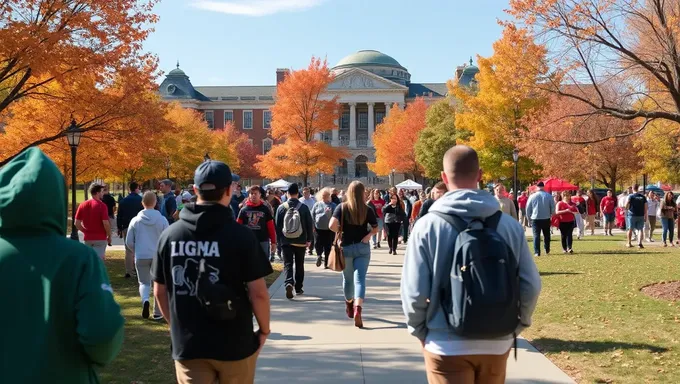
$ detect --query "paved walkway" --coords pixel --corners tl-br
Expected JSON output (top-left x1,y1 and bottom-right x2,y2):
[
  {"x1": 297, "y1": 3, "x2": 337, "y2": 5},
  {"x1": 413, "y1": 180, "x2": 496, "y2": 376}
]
[{"x1": 258, "y1": 244, "x2": 575, "y2": 383}]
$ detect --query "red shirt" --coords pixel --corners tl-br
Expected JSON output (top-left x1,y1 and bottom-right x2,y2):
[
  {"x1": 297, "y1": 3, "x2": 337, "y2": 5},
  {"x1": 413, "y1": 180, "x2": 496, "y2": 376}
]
[
  {"x1": 600, "y1": 196, "x2": 616, "y2": 214},
  {"x1": 586, "y1": 197, "x2": 597, "y2": 215},
  {"x1": 556, "y1": 201, "x2": 577, "y2": 223},
  {"x1": 75, "y1": 199, "x2": 109, "y2": 241},
  {"x1": 371, "y1": 199, "x2": 385, "y2": 219},
  {"x1": 518, "y1": 194, "x2": 528, "y2": 209}
]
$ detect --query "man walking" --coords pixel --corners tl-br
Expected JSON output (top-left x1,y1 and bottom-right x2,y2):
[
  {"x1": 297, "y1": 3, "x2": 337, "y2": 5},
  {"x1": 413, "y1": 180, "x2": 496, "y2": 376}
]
[
  {"x1": 275, "y1": 183, "x2": 313, "y2": 299},
  {"x1": 518, "y1": 191, "x2": 529, "y2": 227},
  {"x1": 626, "y1": 185, "x2": 648, "y2": 248},
  {"x1": 159, "y1": 179, "x2": 177, "y2": 225},
  {"x1": 299, "y1": 187, "x2": 316, "y2": 255},
  {"x1": 126, "y1": 191, "x2": 168, "y2": 320},
  {"x1": 0, "y1": 147, "x2": 124, "y2": 383},
  {"x1": 152, "y1": 160, "x2": 272, "y2": 384},
  {"x1": 75, "y1": 183, "x2": 112, "y2": 260},
  {"x1": 419, "y1": 182, "x2": 447, "y2": 219},
  {"x1": 237, "y1": 185, "x2": 277, "y2": 262},
  {"x1": 526, "y1": 181, "x2": 556, "y2": 256},
  {"x1": 117, "y1": 182, "x2": 144, "y2": 278},
  {"x1": 401, "y1": 145, "x2": 541, "y2": 384}
]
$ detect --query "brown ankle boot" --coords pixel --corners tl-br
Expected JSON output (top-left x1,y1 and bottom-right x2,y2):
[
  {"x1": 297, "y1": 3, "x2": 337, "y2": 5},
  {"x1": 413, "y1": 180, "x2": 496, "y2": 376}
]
[
  {"x1": 345, "y1": 300, "x2": 354, "y2": 319},
  {"x1": 354, "y1": 306, "x2": 363, "y2": 328}
]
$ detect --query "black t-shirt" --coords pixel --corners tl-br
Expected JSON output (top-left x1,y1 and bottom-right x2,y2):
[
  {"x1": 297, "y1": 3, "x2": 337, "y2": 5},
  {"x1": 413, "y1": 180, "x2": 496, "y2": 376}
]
[
  {"x1": 238, "y1": 202, "x2": 274, "y2": 242},
  {"x1": 151, "y1": 203, "x2": 273, "y2": 361},
  {"x1": 102, "y1": 194, "x2": 116, "y2": 217},
  {"x1": 333, "y1": 203, "x2": 378, "y2": 246},
  {"x1": 628, "y1": 193, "x2": 647, "y2": 216}
]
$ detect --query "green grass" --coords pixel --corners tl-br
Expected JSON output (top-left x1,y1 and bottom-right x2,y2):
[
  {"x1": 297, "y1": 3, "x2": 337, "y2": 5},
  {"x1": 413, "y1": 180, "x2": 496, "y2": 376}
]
[
  {"x1": 98, "y1": 251, "x2": 283, "y2": 384},
  {"x1": 524, "y1": 235, "x2": 680, "y2": 383}
]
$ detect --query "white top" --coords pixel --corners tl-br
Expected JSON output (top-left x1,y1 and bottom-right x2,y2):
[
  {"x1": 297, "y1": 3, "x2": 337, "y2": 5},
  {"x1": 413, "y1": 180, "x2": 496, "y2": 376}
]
[
  {"x1": 647, "y1": 198, "x2": 659, "y2": 217},
  {"x1": 425, "y1": 336, "x2": 513, "y2": 356}
]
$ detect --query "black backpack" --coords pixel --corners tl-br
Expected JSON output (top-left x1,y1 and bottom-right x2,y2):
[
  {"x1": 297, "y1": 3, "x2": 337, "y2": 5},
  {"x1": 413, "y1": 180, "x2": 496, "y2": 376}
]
[{"x1": 431, "y1": 211, "x2": 521, "y2": 354}]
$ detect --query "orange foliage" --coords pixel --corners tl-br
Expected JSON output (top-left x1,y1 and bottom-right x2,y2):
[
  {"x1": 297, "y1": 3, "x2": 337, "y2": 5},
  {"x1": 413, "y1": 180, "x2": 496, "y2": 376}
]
[
  {"x1": 370, "y1": 98, "x2": 427, "y2": 178},
  {"x1": 256, "y1": 57, "x2": 346, "y2": 185}
]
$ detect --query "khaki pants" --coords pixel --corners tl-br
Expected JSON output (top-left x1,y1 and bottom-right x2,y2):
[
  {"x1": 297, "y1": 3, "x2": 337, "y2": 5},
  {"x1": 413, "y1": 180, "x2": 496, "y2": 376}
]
[
  {"x1": 84, "y1": 240, "x2": 107, "y2": 260},
  {"x1": 424, "y1": 349, "x2": 510, "y2": 384},
  {"x1": 122, "y1": 228, "x2": 135, "y2": 275},
  {"x1": 175, "y1": 352, "x2": 259, "y2": 384}
]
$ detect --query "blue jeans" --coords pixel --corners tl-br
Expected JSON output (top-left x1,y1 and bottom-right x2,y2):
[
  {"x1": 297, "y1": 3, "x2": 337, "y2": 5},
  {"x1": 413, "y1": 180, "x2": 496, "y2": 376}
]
[
  {"x1": 531, "y1": 219, "x2": 551, "y2": 255},
  {"x1": 661, "y1": 218, "x2": 675, "y2": 243},
  {"x1": 372, "y1": 218, "x2": 384, "y2": 245},
  {"x1": 342, "y1": 242, "x2": 371, "y2": 300}
]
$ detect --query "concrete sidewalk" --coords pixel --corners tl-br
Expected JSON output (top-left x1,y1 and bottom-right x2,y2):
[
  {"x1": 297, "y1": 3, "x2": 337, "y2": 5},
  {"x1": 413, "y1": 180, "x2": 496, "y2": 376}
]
[{"x1": 257, "y1": 245, "x2": 574, "y2": 383}]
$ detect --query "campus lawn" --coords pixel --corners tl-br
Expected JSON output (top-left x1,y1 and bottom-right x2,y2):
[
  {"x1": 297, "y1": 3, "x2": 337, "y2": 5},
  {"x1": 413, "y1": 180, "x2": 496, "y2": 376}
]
[
  {"x1": 524, "y1": 234, "x2": 680, "y2": 384},
  {"x1": 98, "y1": 251, "x2": 283, "y2": 384}
]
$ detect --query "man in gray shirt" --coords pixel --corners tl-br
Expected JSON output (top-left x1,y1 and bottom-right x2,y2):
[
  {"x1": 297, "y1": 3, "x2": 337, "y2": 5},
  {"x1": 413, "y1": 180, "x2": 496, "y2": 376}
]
[{"x1": 526, "y1": 181, "x2": 556, "y2": 256}]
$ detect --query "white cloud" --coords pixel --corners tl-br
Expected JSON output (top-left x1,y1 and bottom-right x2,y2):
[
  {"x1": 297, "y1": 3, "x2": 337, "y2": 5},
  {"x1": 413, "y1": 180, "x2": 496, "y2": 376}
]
[{"x1": 191, "y1": 0, "x2": 326, "y2": 16}]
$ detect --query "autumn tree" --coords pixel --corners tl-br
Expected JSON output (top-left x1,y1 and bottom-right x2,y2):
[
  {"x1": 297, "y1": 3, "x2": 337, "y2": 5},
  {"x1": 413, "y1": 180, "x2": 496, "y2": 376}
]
[
  {"x1": 0, "y1": 0, "x2": 159, "y2": 115},
  {"x1": 522, "y1": 93, "x2": 640, "y2": 189},
  {"x1": 370, "y1": 98, "x2": 428, "y2": 181},
  {"x1": 255, "y1": 57, "x2": 346, "y2": 186},
  {"x1": 636, "y1": 120, "x2": 680, "y2": 184},
  {"x1": 451, "y1": 25, "x2": 547, "y2": 181},
  {"x1": 415, "y1": 99, "x2": 467, "y2": 179},
  {"x1": 508, "y1": 0, "x2": 680, "y2": 140}
]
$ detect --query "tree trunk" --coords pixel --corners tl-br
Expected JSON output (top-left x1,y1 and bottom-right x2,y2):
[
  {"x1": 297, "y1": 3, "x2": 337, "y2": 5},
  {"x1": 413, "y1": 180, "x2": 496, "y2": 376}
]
[{"x1": 303, "y1": 171, "x2": 309, "y2": 187}]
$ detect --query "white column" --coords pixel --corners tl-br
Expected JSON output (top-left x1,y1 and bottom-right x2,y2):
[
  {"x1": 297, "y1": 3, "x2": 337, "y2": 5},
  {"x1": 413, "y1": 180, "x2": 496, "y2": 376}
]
[
  {"x1": 385, "y1": 102, "x2": 392, "y2": 116},
  {"x1": 367, "y1": 102, "x2": 375, "y2": 147},
  {"x1": 332, "y1": 105, "x2": 340, "y2": 146},
  {"x1": 349, "y1": 102, "x2": 357, "y2": 148},
  {"x1": 397, "y1": 102, "x2": 405, "y2": 110}
]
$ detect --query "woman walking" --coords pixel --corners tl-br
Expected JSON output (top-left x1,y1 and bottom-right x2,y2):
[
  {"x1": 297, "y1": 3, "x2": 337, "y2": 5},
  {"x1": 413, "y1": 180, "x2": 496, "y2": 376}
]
[
  {"x1": 660, "y1": 192, "x2": 676, "y2": 247},
  {"x1": 556, "y1": 191, "x2": 578, "y2": 253},
  {"x1": 383, "y1": 193, "x2": 405, "y2": 255},
  {"x1": 586, "y1": 190, "x2": 598, "y2": 235},
  {"x1": 329, "y1": 181, "x2": 378, "y2": 328},
  {"x1": 369, "y1": 189, "x2": 385, "y2": 249},
  {"x1": 646, "y1": 191, "x2": 659, "y2": 242},
  {"x1": 311, "y1": 188, "x2": 337, "y2": 269}
]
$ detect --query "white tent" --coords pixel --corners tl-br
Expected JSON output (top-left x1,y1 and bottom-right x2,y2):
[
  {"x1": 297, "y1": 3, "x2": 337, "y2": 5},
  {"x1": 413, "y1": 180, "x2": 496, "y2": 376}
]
[
  {"x1": 396, "y1": 179, "x2": 422, "y2": 190},
  {"x1": 265, "y1": 179, "x2": 292, "y2": 190}
]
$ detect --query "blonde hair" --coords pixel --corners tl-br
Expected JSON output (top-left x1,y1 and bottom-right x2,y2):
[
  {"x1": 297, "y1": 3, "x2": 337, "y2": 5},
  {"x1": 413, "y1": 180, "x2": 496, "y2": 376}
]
[
  {"x1": 345, "y1": 181, "x2": 367, "y2": 225},
  {"x1": 142, "y1": 191, "x2": 157, "y2": 208},
  {"x1": 315, "y1": 187, "x2": 332, "y2": 202}
]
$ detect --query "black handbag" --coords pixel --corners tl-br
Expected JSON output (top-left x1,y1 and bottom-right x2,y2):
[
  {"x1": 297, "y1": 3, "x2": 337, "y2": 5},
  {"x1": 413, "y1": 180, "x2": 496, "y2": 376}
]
[{"x1": 195, "y1": 258, "x2": 241, "y2": 321}]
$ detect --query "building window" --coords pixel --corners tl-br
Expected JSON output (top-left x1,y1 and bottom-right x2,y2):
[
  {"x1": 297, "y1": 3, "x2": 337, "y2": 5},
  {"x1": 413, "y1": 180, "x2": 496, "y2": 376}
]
[
  {"x1": 224, "y1": 110, "x2": 234, "y2": 125},
  {"x1": 248, "y1": 138, "x2": 254, "y2": 146},
  {"x1": 375, "y1": 112, "x2": 385, "y2": 125},
  {"x1": 341, "y1": 112, "x2": 350, "y2": 129},
  {"x1": 204, "y1": 111, "x2": 214, "y2": 129},
  {"x1": 263, "y1": 110, "x2": 272, "y2": 129},
  {"x1": 243, "y1": 110, "x2": 253, "y2": 129},
  {"x1": 262, "y1": 138, "x2": 273, "y2": 154},
  {"x1": 359, "y1": 112, "x2": 368, "y2": 129}
]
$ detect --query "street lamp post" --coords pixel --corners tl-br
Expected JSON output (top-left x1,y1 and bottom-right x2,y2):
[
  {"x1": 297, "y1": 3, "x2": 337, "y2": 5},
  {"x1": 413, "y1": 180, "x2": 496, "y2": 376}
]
[
  {"x1": 66, "y1": 120, "x2": 83, "y2": 241},
  {"x1": 512, "y1": 148, "x2": 520, "y2": 209},
  {"x1": 164, "y1": 157, "x2": 171, "y2": 179},
  {"x1": 391, "y1": 169, "x2": 396, "y2": 187}
]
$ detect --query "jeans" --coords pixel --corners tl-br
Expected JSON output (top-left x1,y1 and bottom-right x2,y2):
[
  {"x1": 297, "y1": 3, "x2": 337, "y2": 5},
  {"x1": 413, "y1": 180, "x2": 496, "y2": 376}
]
[
  {"x1": 372, "y1": 218, "x2": 384, "y2": 245},
  {"x1": 574, "y1": 213, "x2": 584, "y2": 237},
  {"x1": 282, "y1": 245, "x2": 306, "y2": 291},
  {"x1": 315, "y1": 228, "x2": 334, "y2": 268},
  {"x1": 559, "y1": 221, "x2": 575, "y2": 251},
  {"x1": 662, "y1": 218, "x2": 675, "y2": 243},
  {"x1": 531, "y1": 219, "x2": 551, "y2": 255},
  {"x1": 342, "y1": 242, "x2": 371, "y2": 300},
  {"x1": 519, "y1": 207, "x2": 528, "y2": 227},
  {"x1": 401, "y1": 220, "x2": 409, "y2": 243},
  {"x1": 259, "y1": 242, "x2": 270, "y2": 262},
  {"x1": 135, "y1": 258, "x2": 162, "y2": 317},
  {"x1": 385, "y1": 222, "x2": 401, "y2": 252}
]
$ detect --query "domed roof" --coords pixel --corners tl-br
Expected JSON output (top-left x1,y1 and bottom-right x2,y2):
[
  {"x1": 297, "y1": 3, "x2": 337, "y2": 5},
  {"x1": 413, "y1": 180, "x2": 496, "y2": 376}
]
[
  {"x1": 462, "y1": 57, "x2": 479, "y2": 75},
  {"x1": 168, "y1": 61, "x2": 186, "y2": 76},
  {"x1": 334, "y1": 50, "x2": 406, "y2": 70}
]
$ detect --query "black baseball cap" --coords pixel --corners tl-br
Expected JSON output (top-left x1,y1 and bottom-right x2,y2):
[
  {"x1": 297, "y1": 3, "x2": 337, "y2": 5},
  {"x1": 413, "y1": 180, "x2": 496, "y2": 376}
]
[
  {"x1": 194, "y1": 160, "x2": 233, "y2": 191},
  {"x1": 537, "y1": 181, "x2": 545, "y2": 187}
]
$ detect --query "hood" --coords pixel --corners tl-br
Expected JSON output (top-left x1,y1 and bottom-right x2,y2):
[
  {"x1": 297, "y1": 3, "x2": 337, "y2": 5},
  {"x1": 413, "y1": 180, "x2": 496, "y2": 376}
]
[
  {"x1": 179, "y1": 202, "x2": 232, "y2": 233},
  {"x1": 245, "y1": 200, "x2": 262, "y2": 208},
  {"x1": 429, "y1": 189, "x2": 501, "y2": 219},
  {"x1": 138, "y1": 209, "x2": 166, "y2": 226},
  {"x1": 0, "y1": 147, "x2": 66, "y2": 235}
]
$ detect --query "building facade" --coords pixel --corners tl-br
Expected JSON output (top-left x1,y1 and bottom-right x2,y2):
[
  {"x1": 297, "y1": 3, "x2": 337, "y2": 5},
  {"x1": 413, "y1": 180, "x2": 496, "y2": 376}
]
[{"x1": 159, "y1": 50, "x2": 478, "y2": 187}]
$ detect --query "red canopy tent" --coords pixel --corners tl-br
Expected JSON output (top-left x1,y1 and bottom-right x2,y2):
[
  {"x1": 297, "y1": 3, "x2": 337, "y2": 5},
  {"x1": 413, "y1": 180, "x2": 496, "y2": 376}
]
[
  {"x1": 529, "y1": 178, "x2": 579, "y2": 193},
  {"x1": 661, "y1": 184, "x2": 673, "y2": 191}
]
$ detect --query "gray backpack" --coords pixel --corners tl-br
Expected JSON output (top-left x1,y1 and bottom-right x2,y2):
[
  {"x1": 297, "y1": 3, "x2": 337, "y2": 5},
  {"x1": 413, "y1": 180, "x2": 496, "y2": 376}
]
[{"x1": 282, "y1": 202, "x2": 304, "y2": 239}]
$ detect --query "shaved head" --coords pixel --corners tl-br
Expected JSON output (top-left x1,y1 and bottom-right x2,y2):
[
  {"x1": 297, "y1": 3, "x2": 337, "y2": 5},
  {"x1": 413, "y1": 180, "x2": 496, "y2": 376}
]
[{"x1": 443, "y1": 145, "x2": 480, "y2": 181}]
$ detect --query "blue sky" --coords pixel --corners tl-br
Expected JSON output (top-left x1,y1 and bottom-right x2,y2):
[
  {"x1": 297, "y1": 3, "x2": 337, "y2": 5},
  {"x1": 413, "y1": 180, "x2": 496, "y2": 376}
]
[{"x1": 145, "y1": 0, "x2": 510, "y2": 86}]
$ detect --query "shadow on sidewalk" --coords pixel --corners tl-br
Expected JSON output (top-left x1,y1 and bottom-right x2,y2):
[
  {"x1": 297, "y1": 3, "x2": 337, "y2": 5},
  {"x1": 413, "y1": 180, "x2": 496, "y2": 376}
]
[{"x1": 530, "y1": 338, "x2": 668, "y2": 353}]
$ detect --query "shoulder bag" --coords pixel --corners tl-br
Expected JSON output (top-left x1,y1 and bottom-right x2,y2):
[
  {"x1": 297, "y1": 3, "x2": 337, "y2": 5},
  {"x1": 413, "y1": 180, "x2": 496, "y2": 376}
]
[{"x1": 328, "y1": 205, "x2": 346, "y2": 271}]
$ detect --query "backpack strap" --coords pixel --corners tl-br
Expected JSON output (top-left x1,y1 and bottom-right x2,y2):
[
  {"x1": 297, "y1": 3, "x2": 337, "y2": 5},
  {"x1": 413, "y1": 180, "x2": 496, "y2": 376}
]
[
  {"x1": 430, "y1": 211, "x2": 468, "y2": 233},
  {"x1": 483, "y1": 211, "x2": 503, "y2": 230}
]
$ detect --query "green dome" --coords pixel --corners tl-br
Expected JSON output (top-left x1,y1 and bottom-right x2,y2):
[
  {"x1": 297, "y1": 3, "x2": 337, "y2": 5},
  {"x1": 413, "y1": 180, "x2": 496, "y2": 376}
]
[
  {"x1": 462, "y1": 65, "x2": 479, "y2": 75},
  {"x1": 168, "y1": 68, "x2": 186, "y2": 76},
  {"x1": 334, "y1": 50, "x2": 406, "y2": 70}
]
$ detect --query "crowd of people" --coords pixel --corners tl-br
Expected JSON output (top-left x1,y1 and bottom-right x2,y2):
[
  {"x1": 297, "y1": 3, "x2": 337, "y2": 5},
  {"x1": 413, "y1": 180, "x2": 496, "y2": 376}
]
[{"x1": 4, "y1": 142, "x2": 676, "y2": 384}]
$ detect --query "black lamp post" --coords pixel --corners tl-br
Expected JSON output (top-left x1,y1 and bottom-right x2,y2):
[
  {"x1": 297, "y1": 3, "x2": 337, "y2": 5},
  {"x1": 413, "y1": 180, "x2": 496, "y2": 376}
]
[
  {"x1": 164, "y1": 157, "x2": 171, "y2": 179},
  {"x1": 512, "y1": 148, "x2": 520, "y2": 209},
  {"x1": 66, "y1": 120, "x2": 83, "y2": 241}
]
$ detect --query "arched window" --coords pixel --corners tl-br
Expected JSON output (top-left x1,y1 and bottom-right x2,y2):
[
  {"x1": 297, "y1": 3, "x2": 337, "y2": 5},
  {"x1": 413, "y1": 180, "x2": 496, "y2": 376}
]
[{"x1": 355, "y1": 155, "x2": 368, "y2": 178}]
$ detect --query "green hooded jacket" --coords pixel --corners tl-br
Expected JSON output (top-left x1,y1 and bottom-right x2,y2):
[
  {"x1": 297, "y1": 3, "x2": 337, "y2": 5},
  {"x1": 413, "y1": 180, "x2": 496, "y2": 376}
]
[{"x1": 0, "y1": 148, "x2": 124, "y2": 383}]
